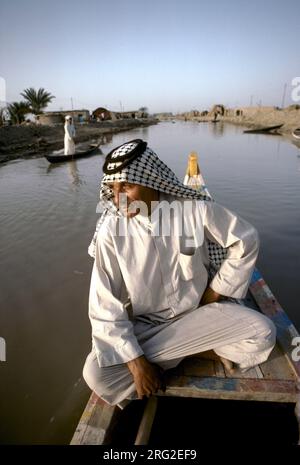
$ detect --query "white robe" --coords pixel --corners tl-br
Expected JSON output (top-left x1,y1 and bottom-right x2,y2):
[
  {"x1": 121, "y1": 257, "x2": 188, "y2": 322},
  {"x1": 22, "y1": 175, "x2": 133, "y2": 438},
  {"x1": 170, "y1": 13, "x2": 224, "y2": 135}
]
[
  {"x1": 64, "y1": 121, "x2": 76, "y2": 155},
  {"x1": 83, "y1": 192, "x2": 276, "y2": 404}
]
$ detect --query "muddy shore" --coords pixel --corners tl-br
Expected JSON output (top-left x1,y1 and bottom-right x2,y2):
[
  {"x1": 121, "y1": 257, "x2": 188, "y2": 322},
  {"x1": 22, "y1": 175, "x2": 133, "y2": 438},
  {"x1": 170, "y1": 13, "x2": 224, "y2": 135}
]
[
  {"x1": 0, "y1": 118, "x2": 158, "y2": 164},
  {"x1": 177, "y1": 107, "x2": 300, "y2": 133},
  {"x1": 222, "y1": 109, "x2": 300, "y2": 149},
  {"x1": 176, "y1": 107, "x2": 300, "y2": 149}
]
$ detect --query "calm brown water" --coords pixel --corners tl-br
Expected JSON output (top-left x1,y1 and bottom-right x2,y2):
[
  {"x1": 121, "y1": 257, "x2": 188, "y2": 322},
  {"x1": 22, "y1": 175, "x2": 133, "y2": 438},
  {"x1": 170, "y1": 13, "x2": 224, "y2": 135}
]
[{"x1": 0, "y1": 121, "x2": 299, "y2": 444}]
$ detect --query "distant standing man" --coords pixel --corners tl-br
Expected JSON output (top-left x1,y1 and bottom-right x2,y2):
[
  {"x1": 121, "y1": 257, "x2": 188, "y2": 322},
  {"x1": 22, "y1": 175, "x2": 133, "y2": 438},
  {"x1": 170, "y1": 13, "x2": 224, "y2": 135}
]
[{"x1": 64, "y1": 115, "x2": 76, "y2": 155}]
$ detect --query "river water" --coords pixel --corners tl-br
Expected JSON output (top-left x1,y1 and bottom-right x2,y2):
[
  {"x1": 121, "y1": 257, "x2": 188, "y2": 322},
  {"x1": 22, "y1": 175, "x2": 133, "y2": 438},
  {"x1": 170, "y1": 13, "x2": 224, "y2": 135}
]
[{"x1": 0, "y1": 121, "x2": 299, "y2": 444}]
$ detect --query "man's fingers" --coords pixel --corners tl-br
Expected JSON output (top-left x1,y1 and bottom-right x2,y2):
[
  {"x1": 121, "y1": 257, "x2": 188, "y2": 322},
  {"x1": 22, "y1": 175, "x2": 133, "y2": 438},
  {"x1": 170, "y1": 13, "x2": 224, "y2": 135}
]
[
  {"x1": 137, "y1": 384, "x2": 154, "y2": 399},
  {"x1": 136, "y1": 382, "x2": 147, "y2": 399},
  {"x1": 134, "y1": 368, "x2": 165, "y2": 399}
]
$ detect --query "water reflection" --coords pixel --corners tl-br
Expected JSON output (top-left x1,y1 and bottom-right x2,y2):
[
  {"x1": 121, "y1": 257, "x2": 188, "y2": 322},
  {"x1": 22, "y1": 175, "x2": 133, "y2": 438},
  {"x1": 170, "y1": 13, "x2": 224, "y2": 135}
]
[
  {"x1": 101, "y1": 133, "x2": 113, "y2": 145},
  {"x1": 67, "y1": 161, "x2": 81, "y2": 187},
  {"x1": 46, "y1": 162, "x2": 60, "y2": 174},
  {"x1": 209, "y1": 121, "x2": 225, "y2": 138},
  {"x1": 292, "y1": 139, "x2": 300, "y2": 150},
  {"x1": 45, "y1": 160, "x2": 82, "y2": 187},
  {"x1": 140, "y1": 126, "x2": 149, "y2": 137}
]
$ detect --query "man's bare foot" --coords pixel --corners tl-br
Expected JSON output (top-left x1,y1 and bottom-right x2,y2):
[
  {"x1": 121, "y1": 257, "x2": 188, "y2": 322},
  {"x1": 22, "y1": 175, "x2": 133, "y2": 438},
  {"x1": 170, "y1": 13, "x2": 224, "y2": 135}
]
[
  {"x1": 219, "y1": 356, "x2": 235, "y2": 374},
  {"x1": 190, "y1": 350, "x2": 235, "y2": 373}
]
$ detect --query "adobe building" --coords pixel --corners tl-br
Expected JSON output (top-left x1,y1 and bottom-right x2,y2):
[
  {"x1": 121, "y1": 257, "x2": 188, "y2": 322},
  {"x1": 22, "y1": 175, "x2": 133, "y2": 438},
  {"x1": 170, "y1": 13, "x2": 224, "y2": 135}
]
[{"x1": 36, "y1": 109, "x2": 90, "y2": 125}]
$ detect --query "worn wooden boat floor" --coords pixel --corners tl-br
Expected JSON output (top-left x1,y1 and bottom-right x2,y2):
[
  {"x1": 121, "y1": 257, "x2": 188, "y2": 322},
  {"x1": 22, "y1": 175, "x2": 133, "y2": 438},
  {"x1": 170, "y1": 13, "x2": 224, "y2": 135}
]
[{"x1": 71, "y1": 151, "x2": 300, "y2": 445}]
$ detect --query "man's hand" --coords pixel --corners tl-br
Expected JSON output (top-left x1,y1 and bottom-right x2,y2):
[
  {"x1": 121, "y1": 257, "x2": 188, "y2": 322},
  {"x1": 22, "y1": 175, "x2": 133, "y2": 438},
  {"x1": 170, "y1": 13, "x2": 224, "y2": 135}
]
[
  {"x1": 200, "y1": 286, "x2": 222, "y2": 306},
  {"x1": 127, "y1": 355, "x2": 165, "y2": 399}
]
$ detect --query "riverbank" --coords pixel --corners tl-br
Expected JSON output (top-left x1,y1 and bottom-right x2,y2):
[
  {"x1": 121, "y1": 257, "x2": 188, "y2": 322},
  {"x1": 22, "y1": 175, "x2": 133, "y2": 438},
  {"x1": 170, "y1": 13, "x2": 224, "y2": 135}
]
[
  {"x1": 0, "y1": 118, "x2": 158, "y2": 164},
  {"x1": 176, "y1": 107, "x2": 300, "y2": 148},
  {"x1": 222, "y1": 107, "x2": 300, "y2": 142}
]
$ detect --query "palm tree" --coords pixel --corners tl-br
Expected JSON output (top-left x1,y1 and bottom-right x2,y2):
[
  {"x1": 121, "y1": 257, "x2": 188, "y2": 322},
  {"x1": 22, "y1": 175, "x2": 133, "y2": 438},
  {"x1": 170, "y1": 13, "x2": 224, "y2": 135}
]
[
  {"x1": 7, "y1": 101, "x2": 31, "y2": 124},
  {"x1": 20, "y1": 87, "x2": 55, "y2": 114}
]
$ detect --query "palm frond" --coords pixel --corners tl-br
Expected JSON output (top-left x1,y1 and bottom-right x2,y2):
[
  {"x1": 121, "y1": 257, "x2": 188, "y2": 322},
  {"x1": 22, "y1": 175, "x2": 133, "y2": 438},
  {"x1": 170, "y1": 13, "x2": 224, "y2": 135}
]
[
  {"x1": 7, "y1": 101, "x2": 31, "y2": 124},
  {"x1": 20, "y1": 87, "x2": 55, "y2": 114}
]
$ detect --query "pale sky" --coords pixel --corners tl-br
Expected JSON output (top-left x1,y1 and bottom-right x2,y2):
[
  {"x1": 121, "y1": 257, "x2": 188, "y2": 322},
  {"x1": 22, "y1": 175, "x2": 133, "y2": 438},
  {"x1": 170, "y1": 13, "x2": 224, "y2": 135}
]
[{"x1": 1, "y1": 0, "x2": 299, "y2": 113}]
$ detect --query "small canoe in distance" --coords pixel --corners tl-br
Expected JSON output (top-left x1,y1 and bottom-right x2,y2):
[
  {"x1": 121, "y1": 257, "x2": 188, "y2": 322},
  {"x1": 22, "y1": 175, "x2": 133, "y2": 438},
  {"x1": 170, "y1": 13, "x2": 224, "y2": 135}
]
[
  {"x1": 292, "y1": 128, "x2": 300, "y2": 139},
  {"x1": 45, "y1": 143, "x2": 102, "y2": 163},
  {"x1": 243, "y1": 124, "x2": 283, "y2": 134}
]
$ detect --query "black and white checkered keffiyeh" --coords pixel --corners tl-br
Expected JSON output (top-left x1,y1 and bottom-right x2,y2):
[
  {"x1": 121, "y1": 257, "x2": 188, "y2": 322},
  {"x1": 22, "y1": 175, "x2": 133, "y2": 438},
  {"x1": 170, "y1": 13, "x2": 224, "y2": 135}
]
[{"x1": 88, "y1": 140, "x2": 227, "y2": 275}]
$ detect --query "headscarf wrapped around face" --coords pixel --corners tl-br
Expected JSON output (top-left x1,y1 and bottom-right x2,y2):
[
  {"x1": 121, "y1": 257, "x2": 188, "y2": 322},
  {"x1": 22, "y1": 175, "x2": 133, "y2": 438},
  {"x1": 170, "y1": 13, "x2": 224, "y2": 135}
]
[{"x1": 88, "y1": 139, "x2": 227, "y2": 275}]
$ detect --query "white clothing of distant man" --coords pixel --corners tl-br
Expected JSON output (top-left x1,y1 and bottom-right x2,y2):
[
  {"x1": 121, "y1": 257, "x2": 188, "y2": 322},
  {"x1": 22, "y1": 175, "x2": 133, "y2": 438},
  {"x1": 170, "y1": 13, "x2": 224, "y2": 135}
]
[{"x1": 64, "y1": 115, "x2": 76, "y2": 155}]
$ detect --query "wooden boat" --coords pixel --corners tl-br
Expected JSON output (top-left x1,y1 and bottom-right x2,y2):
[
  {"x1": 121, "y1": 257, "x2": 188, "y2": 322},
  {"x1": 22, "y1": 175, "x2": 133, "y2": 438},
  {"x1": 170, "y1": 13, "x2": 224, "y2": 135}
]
[
  {"x1": 45, "y1": 142, "x2": 101, "y2": 163},
  {"x1": 243, "y1": 124, "x2": 283, "y2": 134},
  {"x1": 292, "y1": 128, "x2": 300, "y2": 140},
  {"x1": 71, "y1": 152, "x2": 300, "y2": 445}
]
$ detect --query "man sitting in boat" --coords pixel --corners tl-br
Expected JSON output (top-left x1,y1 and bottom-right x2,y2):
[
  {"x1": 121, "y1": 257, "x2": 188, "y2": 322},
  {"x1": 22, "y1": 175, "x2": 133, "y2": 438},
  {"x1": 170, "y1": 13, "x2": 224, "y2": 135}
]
[
  {"x1": 64, "y1": 115, "x2": 76, "y2": 155},
  {"x1": 83, "y1": 139, "x2": 276, "y2": 406}
]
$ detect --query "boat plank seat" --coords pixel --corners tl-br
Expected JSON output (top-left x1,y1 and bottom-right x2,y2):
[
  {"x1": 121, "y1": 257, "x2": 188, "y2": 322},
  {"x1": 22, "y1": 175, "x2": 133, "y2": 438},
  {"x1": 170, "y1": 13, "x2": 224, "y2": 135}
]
[{"x1": 161, "y1": 271, "x2": 300, "y2": 407}]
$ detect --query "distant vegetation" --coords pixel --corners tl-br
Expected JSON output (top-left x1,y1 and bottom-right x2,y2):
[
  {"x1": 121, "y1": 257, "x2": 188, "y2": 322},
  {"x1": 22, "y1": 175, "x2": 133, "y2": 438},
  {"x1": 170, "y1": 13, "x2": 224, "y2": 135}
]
[
  {"x1": 4, "y1": 87, "x2": 55, "y2": 125},
  {"x1": 21, "y1": 88, "x2": 55, "y2": 115},
  {"x1": 6, "y1": 101, "x2": 31, "y2": 124}
]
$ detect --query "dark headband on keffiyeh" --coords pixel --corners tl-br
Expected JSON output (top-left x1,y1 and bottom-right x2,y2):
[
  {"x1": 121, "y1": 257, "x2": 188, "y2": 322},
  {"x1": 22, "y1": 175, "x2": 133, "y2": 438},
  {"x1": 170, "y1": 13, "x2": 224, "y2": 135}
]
[{"x1": 88, "y1": 139, "x2": 227, "y2": 275}]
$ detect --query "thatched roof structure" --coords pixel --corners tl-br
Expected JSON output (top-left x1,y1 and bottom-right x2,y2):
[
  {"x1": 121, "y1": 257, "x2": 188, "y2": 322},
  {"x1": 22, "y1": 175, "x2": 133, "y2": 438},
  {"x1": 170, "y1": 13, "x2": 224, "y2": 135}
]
[{"x1": 92, "y1": 107, "x2": 112, "y2": 120}]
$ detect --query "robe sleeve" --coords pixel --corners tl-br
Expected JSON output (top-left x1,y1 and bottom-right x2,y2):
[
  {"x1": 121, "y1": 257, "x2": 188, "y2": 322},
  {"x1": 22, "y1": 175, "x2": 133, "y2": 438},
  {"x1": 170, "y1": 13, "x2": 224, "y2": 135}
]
[
  {"x1": 89, "y1": 222, "x2": 144, "y2": 367},
  {"x1": 201, "y1": 200, "x2": 259, "y2": 299}
]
